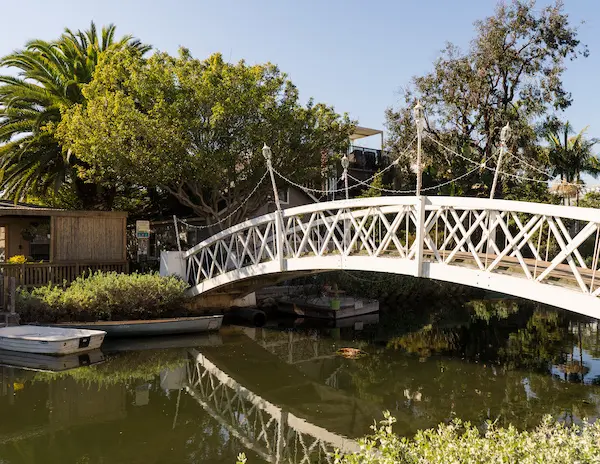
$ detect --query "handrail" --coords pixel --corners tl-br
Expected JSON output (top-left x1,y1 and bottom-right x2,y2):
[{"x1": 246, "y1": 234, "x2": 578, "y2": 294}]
[
  {"x1": 183, "y1": 195, "x2": 600, "y2": 316},
  {"x1": 186, "y1": 196, "x2": 600, "y2": 257}
]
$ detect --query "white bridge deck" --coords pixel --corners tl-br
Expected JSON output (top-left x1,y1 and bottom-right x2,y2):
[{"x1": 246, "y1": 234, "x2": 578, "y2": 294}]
[{"x1": 182, "y1": 196, "x2": 600, "y2": 319}]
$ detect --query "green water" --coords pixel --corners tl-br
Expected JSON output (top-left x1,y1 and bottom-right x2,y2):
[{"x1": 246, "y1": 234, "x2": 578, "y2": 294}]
[{"x1": 1, "y1": 296, "x2": 600, "y2": 463}]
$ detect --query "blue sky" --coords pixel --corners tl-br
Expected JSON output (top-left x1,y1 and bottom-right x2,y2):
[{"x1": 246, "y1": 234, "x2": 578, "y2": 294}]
[{"x1": 1, "y1": 0, "x2": 598, "y2": 150}]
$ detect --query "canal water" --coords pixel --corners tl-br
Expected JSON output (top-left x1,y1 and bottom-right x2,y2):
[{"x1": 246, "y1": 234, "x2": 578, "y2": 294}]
[{"x1": 1, "y1": 296, "x2": 600, "y2": 463}]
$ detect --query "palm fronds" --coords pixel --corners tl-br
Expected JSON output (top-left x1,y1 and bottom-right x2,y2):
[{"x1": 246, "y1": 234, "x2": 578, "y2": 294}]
[{"x1": 0, "y1": 22, "x2": 150, "y2": 205}]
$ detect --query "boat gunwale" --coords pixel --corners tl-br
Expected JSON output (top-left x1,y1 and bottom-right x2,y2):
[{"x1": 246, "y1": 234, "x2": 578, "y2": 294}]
[
  {"x1": 52, "y1": 315, "x2": 223, "y2": 327},
  {"x1": 0, "y1": 326, "x2": 106, "y2": 342}
]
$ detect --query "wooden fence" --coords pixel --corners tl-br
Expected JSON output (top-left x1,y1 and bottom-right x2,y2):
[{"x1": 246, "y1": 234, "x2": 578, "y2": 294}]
[{"x1": 0, "y1": 261, "x2": 129, "y2": 290}]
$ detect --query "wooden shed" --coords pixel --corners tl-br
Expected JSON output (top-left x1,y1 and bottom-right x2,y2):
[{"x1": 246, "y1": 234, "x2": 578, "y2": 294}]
[{"x1": 0, "y1": 202, "x2": 128, "y2": 289}]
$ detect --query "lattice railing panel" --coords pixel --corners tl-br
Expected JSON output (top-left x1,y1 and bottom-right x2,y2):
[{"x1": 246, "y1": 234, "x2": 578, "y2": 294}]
[
  {"x1": 421, "y1": 204, "x2": 600, "y2": 294},
  {"x1": 184, "y1": 196, "x2": 600, "y2": 301},
  {"x1": 280, "y1": 206, "x2": 419, "y2": 259}
]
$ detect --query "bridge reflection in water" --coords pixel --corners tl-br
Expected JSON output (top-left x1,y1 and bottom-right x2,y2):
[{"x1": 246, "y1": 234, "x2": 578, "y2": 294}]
[
  {"x1": 186, "y1": 348, "x2": 359, "y2": 463},
  {"x1": 0, "y1": 329, "x2": 372, "y2": 463}
]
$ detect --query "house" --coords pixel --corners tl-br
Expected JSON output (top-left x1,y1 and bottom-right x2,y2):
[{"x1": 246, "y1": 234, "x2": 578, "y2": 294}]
[{"x1": 0, "y1": 202, "x2": 128, "y2": 289}]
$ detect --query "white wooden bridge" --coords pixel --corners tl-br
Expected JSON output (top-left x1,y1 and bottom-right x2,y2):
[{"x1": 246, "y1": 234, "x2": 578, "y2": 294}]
[{"x1": 180, "y1": 195, "x2": 600, "y2": 319}]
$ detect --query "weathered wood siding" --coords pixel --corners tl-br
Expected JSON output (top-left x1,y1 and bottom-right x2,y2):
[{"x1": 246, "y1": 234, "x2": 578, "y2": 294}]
[{"x1": 53, "y1": 215, "x2": 127, "y2": 262}]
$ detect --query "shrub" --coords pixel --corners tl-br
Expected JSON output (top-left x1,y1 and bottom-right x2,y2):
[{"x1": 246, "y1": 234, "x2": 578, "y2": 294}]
[
  {"x1": 331, "y1": 412, "x2": 600, "y2": 464},
  {"x1": 16, "y1": 271, "x2": 189, "y2": 323}
]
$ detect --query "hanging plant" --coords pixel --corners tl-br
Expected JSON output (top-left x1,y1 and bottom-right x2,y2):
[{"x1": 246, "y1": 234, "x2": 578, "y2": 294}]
[
  {"x1": 21, "y1": 228, "x2": 34, "y2": 241},
  {"x1": 21, "y1": 222, "x2": 50, "y2": 242}
]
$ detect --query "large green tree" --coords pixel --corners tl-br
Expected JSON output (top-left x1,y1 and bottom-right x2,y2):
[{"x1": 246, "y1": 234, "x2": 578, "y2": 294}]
[
  {"x1": 57, "y1": 49, "x2": 354, "y2": 228},
  {"x1": 385, "y1": 0, "x2": 587, "y2": 199},
  {"x1": 0, "y1": 23, "x2": 149, "y2": 209}
]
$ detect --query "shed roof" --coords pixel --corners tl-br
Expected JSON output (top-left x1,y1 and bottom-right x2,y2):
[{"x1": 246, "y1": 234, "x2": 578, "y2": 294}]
[{"x1": 0, "y1": 202, "x2": 127, "y2": 218}]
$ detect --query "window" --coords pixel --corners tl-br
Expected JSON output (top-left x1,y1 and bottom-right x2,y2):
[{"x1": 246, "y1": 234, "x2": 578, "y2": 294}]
[
  {"x1": 278, "y1": 187, "x2": 290, "y2": 204},
  {"x1": 28, "y1": 224, "x2": 51, "y2": 261}
]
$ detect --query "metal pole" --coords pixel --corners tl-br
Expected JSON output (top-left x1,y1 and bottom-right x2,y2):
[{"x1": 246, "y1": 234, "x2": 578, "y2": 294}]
[
  {"x1": 414, "y1": 101, "x2": 424, "y2": 196},
  {"x1": 490, "y1": 122, "x2": 511, "y2": 200}
]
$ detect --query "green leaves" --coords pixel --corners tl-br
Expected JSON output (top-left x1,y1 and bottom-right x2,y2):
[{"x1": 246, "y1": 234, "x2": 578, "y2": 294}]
[
  {"x1": 0, "y1": 22, "x2": 149, "y2": 209},
  {"x1": 57, "y1": 48, "x2": 354, "y2": 224},
  {"x1": 545, "y1": 121, "x2": 600, "y2": 185},
  {"x1": 17, "y1": 271, "x2": 189, "y2": 323},
  {"x1": 386, "y1": 0, "x2": 585, "y2": 199},
  {"x1": 335, "y1": 413, "x2": 600, "y2": 464}
]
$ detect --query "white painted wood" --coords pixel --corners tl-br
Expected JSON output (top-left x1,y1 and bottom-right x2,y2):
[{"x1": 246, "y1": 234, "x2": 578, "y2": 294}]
[
  {"x1": 0, "y1": 326, "x2": 105, "y2": 355},
  {"x1": 184, "y1": 195, "x2": 600, "y2": 319},
  {"x1": 160, "y1": 251, "x2": 186, "y2": 279}
]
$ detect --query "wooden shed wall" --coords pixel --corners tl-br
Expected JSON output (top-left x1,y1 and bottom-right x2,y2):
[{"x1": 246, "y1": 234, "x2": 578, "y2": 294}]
[{"x1": 52, "y1": 215, "x2": 126, "y2": 262}]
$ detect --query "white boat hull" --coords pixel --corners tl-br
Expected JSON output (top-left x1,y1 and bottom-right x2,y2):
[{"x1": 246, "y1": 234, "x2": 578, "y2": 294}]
[
  {"x1": 0, "y1": 349, "x2": 105, "y2": 372},
  {"x1": 0, "y1": 326, "x2": 106, "y2": 355}
]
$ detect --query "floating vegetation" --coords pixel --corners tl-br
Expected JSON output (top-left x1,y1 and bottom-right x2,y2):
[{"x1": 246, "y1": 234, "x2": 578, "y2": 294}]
[{"x1": 336, "y1": 348, "x2": 367, "y2": 359}]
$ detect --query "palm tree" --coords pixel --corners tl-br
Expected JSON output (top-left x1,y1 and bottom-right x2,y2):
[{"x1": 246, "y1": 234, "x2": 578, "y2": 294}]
[
  {"x1": 0, "y1": 23, "x2": 150, "y2": 209},
  {"x1": 546, "y1": 122, "x2": 600, "y2": 205}
]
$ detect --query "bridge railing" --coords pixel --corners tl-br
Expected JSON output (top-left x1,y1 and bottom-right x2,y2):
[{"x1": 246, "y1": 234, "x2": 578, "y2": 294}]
[{"x1": 185, "y1": 196, "x2": 600, "y2": 301}]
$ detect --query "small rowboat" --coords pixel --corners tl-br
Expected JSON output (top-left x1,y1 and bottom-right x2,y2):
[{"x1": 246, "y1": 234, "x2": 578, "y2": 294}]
[
  {"x1": 52, "y1": 315, "x2": 223, "y2": 338},
  {"x1": 0, "y1": 326, "x2": 106, "y2": 356}
]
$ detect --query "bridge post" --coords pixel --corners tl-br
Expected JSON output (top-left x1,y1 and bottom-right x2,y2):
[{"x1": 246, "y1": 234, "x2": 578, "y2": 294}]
[
  {"x1": 486, "y1": 210, "x2": 498, "y2": 255},
  {"x1": 262, "y1": 143, "x2": 286, "y2": 272},
  {"x1": 414, "y1": 196, "x2": 426, "y2": 277},
  {"x1": 275, "y1": 213, "x2": 286, "y2": 272}
]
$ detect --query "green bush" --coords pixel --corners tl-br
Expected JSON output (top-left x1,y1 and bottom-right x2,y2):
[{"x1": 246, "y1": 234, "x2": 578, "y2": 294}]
[
  {"x1": 331, "y1": 412, "x2": 600, "y2": 464},
  {"x1": 17, "y1": 271, "x2": 189, "y2": 323},
  {"x1": 238, "y1": 413, "x2": 600, "y2": 463}
]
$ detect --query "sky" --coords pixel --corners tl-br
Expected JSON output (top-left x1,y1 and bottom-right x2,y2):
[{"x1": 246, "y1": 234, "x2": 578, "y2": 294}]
[{"x1": 1, "y1": 0, "x2": 598, "y2": 151}]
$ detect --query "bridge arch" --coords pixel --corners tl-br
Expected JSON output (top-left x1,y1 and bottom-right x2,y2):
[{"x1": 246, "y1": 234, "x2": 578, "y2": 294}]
[{"x1": 184, "y1": 196, "x2": 600, "y2": 319}]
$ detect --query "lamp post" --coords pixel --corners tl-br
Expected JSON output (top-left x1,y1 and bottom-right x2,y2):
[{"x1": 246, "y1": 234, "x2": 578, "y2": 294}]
[
  {"x1": 414, "y1": 101, "x2": 424, "y2": 196},
  {"x1": 490, "y1": 122, "x2": 511, "y2": 200},
  {"x1": 341, "y1": 154, "x2": 350, "y2": 200},
  {"x1": 262, "y1": 143, "x2": 285, "y2": 270},
  {"x1": 262, "y1": 143, "x2": 282, "y2": 214}
]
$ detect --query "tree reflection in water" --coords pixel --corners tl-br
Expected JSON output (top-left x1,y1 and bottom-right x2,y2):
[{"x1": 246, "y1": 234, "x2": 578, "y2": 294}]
[{"x1": 339, "y1": 298, "x2": 600, "y2": 435}]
